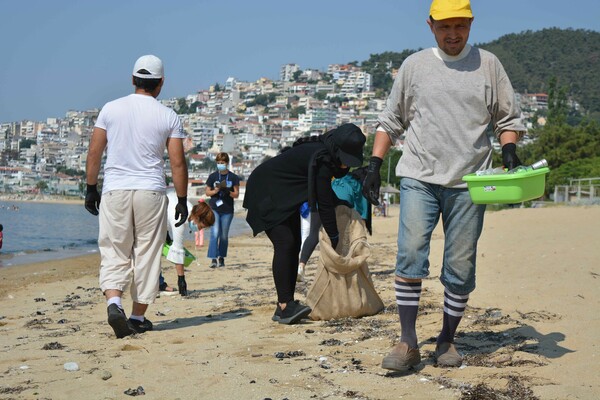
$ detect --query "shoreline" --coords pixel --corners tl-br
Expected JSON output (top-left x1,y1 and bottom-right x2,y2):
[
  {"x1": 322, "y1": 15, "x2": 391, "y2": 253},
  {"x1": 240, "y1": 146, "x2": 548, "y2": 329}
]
[
  {"x1": 0, "y1": 198, "x2": 250, "y2": 268},
  {"x1": 0, "y1": 194, "x2": 83, "y2": 205}
]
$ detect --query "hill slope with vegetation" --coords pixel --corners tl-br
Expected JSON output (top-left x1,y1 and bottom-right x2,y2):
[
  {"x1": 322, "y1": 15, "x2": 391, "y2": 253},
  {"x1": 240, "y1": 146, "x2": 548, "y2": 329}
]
[
  {"x1": 359, "y1": 28, "x2": 600, "y2": 198},
  {"x1": 361, "y1": 28, "x2": 600, "y2": 118}
]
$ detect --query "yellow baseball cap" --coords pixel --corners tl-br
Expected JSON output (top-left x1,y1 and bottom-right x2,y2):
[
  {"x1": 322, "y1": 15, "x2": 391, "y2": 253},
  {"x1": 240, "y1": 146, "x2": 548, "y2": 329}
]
[{"x1": 430, "y1": 0, "x2": 473, "y2": 20}]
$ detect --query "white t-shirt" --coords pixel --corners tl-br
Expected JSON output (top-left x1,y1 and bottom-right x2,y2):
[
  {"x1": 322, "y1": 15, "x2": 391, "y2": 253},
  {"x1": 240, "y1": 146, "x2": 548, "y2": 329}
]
[{"x1": 95, "y1": 94, "x2": 186, "y2": 193}]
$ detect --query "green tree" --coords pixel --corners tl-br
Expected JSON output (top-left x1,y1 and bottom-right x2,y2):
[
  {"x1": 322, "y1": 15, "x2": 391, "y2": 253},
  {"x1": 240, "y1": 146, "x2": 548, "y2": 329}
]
[
  {"x1": 289, "y1": 106, "x2": 306, "y2": 118},
  {"x1": 314, "y1": 91, "x2": 328, "y2": 101},
  {"x1": 511, "y1": 77, "x2": 600, "y2": 193},
  {"x1": 36, "y1": 180, "x2": 48, "y2": 191},
  {"x1": 363, "y1": 133, "x2": 402, "y2": 187},
  {"x1": 247, "y1": 93, "x2": 278, "y2": 107},
  {"x1": 20, "y1": 139, "x2": 36, "y2": 149},
  {"x1": 546, "y1": 156, "x2": 600, "y2": 189},
  {"x1": 177, "y1": 98, "x2": 189, "y2": 114},
  {"x1": 201, "y1": 158, "x2": 217, "y2": 171},
  {"x1": 362, "y1": 29, "x2": 600, "y2": 116}
]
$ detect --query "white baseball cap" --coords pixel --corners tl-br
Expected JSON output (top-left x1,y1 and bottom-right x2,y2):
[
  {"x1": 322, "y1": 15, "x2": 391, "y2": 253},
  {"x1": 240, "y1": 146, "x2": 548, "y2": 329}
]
[{"x1": 132, "y1": 55, "x2": 164, "y2": 79}]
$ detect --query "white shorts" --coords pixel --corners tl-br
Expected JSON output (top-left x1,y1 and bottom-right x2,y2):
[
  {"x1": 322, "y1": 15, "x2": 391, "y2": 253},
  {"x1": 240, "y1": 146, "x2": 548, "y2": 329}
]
[{"x1": 98, "y1": 190, "x2": 167, "y2": 304}]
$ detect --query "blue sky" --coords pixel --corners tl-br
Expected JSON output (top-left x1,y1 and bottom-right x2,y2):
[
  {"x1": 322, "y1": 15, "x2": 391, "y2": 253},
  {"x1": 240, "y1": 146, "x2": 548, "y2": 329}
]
[{"x1": 1, "y1": 0, "x2": 598, "y2": 123}]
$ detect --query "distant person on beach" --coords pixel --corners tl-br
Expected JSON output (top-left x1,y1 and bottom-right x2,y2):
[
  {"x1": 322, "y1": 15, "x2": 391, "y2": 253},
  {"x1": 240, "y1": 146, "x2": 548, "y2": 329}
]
[
  {"x1": 160, "y1": 197, "x2": 215, "y2": 296},
  {"x1": 0, "y1": 224, "x2": 3, "y2": 251},
  {"x1": 362, "y1": 0, "x2": 525, "y2": 370},
  {"x1": 158, "y1": 190, "x2": 206, "y2": 296},
  {"x1": 85, "y1": 54, "x2": 189, "y2": 339},
  {"x1": 205, "y1": 152, "x2": 240, "y2": 268},
  {"x1": 243, "y1": 123, "x2": 366, "y2": 324}
]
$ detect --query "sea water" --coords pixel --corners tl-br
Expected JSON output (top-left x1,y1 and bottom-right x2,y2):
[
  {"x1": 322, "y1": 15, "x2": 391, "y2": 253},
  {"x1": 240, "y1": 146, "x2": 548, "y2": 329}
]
[{"x1": 0, "y1": 200, "x2": 251, "y2": 268}]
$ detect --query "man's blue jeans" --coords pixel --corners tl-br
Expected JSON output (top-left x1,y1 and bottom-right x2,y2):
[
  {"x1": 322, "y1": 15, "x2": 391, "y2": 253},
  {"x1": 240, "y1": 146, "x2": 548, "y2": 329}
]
[
  {"x1": 207, "y1": 211, "x2": 234, "y2": 259},
  {"x1": 396, "y1": 178, "x2": 486, "y2": 295}
]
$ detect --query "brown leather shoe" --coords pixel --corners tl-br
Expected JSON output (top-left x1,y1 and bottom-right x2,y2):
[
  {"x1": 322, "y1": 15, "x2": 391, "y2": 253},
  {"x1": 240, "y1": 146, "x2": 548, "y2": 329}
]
[
  {"x1": 435, "y1": 342, "x2": 463, "y2": 367},
  {"x1": 381, "y1": 342, "x2": 421, "y2": 371}
]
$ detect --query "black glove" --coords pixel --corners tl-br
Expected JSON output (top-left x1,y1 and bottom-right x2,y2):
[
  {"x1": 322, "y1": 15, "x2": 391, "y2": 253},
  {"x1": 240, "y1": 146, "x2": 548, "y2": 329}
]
[
  {"x1": 178, "y1": 275, "x2": 188, "y2": 296},
  {"x1": 329, "y1": 234, "x2": 339, "y2": 250},
  {"x1": 174, "y1": 196, "x2": 189, "y2": 228},
  {"x1": 502, "y1": 143, "x2": 522, "y2": 170},
  {"x1": 85, "y1": 184, "x2": 101, "y2": 216},
  {"x1": 362, "y1": 156, "x2": 383, "y2": 206}
]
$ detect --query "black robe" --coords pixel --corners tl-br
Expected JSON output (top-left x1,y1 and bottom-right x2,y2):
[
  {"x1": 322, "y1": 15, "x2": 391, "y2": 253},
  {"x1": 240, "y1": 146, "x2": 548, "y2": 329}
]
[{"x1": 243, "y1": 141, "x2": 340, "y2": 239}]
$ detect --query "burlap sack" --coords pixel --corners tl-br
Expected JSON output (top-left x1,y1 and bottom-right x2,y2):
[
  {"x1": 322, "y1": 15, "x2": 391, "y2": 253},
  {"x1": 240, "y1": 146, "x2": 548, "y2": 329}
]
[{"x1": 306, "y1": 206, "x2": 384, "y2": 320}]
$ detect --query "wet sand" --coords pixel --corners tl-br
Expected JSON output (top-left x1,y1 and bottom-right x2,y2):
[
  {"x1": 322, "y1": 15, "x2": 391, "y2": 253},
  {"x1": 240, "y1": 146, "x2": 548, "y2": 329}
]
[{"x1": 0, "y1": 205, "x2": 599, "y2": 399}]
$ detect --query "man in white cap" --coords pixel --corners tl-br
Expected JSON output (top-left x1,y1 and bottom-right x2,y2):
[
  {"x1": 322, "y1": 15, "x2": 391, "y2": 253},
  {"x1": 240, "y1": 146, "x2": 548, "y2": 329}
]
[
  {"x1": 362, "y1": 0, "x2": 525, "y2": 370},
  {"x1": 85, "y1": 54, "x2": 189, "y2": 338}
]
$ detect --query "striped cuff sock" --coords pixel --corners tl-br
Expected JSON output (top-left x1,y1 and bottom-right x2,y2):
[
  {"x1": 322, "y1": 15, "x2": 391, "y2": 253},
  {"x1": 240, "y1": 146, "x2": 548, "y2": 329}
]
[
  {"x1": 443, "y1": 289, "x2": 469, "y2": 317},
  {"x1": 438, "y1": 289, "x2": 469, "y2": 344},
  {"x1": 395, "y1": 280, "x2": 422, "y2": 348}
]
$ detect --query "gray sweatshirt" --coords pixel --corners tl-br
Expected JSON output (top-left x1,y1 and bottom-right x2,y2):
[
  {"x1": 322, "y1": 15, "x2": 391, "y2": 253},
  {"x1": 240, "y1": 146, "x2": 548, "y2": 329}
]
[{"x1": 378, "y1": 45, "x2": 525, "y2": 188}]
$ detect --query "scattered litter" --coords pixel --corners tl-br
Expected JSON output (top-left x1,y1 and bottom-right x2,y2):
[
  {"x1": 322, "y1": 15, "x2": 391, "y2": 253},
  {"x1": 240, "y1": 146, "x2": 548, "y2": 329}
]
[
  {"x1": 63, "y1": 362, "x2": 79, "y2": 371},
  {"x1": 319, "y1": 338, "x2": 342, "y2": 346},
  {"x1": 42, "y1": 342, "x2": 64, "y2": 350},
  {"x1": 274, "y1": 350, "x2": 305, "y2": 359},
  {"x1": 124, "y1": 386, "x2": 145, "y2": 396}
]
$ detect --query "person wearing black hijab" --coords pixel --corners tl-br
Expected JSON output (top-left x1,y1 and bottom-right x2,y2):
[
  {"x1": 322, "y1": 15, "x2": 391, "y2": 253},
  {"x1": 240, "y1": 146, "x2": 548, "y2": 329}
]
[{"x1": 243, "y1": 123, "x2": 366, "y2": 324}]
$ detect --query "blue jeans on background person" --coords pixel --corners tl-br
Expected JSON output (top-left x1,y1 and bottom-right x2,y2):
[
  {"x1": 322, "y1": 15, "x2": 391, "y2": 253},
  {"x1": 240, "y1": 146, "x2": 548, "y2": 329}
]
[
  {"x1": 207, "y1": 211, "x2": 234, "y2": 259},
  {"x1": 395, "y1": 177, "x2": 486, "y2": 295}
]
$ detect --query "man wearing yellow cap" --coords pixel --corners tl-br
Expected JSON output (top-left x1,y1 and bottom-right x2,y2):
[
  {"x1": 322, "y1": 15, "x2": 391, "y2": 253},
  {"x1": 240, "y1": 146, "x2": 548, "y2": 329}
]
[{"x1": 363, "y1": 0, "x2": 525, "y2": 370}]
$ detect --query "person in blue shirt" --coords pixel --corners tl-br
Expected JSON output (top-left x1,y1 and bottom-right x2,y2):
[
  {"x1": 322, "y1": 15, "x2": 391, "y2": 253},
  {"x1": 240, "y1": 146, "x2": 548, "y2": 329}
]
[{"x1": 205, "y1": 152, "x2": 240, "y2": 268}]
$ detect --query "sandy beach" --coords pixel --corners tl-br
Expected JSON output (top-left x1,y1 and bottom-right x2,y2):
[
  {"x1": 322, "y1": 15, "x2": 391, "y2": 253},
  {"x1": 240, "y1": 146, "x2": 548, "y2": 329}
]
[{"x1": 0, "y1": 204, "x2": 599, "y2": 400}]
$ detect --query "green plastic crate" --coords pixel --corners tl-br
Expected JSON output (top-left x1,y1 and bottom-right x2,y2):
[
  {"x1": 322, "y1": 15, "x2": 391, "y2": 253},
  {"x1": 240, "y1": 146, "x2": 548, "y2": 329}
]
[{"x1": 462, "y1": 167, "x2": 550, "y2": 204}]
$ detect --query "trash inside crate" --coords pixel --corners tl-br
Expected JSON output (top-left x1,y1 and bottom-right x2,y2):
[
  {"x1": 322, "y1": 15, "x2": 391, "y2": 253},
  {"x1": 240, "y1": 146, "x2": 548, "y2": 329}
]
[{"x1": 462, "y1": 167, "x2": 550, "y2": 204}]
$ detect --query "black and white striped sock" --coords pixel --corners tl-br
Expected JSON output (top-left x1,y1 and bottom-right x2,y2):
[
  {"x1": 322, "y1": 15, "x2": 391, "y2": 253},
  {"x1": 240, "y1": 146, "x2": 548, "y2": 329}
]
[
  {"x1": 395, "y1": 279, "x2": 422, "y2": 348},
  {"x1": 437, "y1": 289, "x2": 469, "y2": 345}
]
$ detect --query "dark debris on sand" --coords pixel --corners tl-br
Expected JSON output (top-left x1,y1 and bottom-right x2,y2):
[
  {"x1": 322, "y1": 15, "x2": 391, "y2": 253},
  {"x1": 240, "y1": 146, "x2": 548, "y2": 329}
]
[
  {"x1": 274, "y1": 350, "x2": 305, "y2": 359},
  {"x1": 0, "y1": 385, "x2": 28, "y2": 395},
  {"x1": 24, "y1": 318, "x2": 53, "y2": 329},
  {"x1": 42, "y1": 341, "x2": 64, "y2": 350},
  {"x1": 54, "y1": 293, "x2": 95, "y2": 310},
  {"x1": 320, "y1": 315, "x2": 396, "y2": 342},
  {"x1": 124, "y1": 386, "x2": 145, "y2": 396},
  {"x1": 319, "y1": 338, "x2": 343, "y2": 346},
  {"x1": 459, "y1": 375, "x2": 540, "y2": 400}
]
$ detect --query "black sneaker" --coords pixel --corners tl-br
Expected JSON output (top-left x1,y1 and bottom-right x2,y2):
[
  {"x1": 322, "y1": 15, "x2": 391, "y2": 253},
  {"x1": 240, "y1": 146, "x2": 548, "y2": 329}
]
[
  {"x1": 272, "y1": 303, "x2": 283, "y2": 321},
  {"x1": 127, "y1": 318, "x2": 153, "y2": 334},
  {"x1": 277, "y1": 300, "x2": 311, "y2": 325},
  {"x1": 210, "y1": 259, "x2": 218, "y2": 269},
  {"x1": 218, "y1": 257, "x2": 225, "y2": 267},
  {"x1": 107, "y1": 304, "x2": 133, "y2": 339}
]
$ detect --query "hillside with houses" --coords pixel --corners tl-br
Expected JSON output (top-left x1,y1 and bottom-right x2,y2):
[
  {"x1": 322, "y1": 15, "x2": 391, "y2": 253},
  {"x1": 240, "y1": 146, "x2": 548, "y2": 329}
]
[{"x1": 1, "y1": 28, "x2": 598, "y2": 201}]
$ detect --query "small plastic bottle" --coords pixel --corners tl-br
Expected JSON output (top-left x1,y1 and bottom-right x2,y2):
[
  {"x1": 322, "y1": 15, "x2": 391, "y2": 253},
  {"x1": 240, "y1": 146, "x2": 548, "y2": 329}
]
[
  {"x1": 507, "y1": 159, "x2": 548, "y2": 174},
  {"x1": 476, "y1": 166, "x2": 507, "y2": 176}
]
